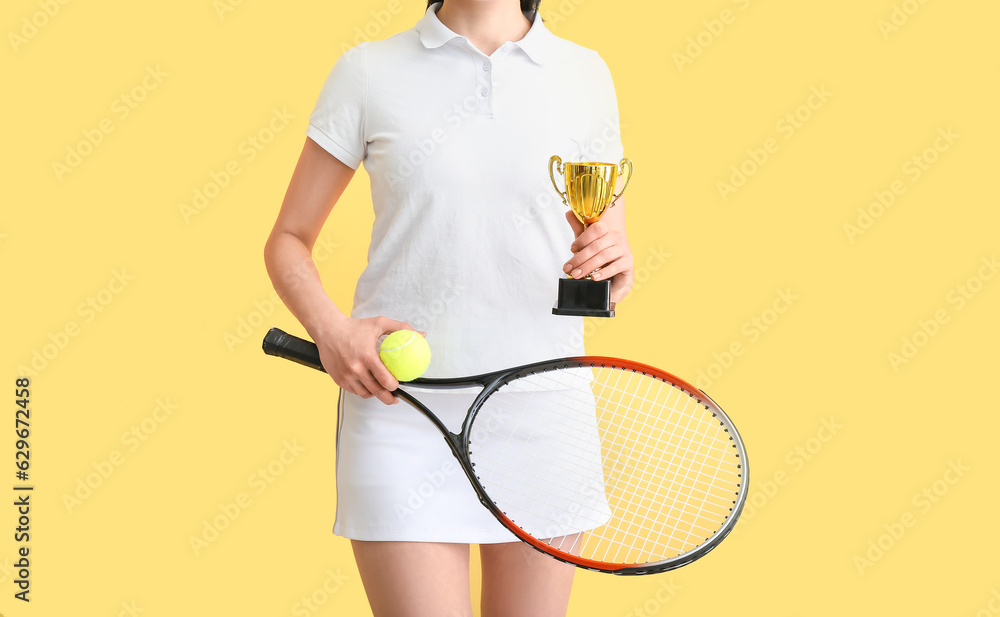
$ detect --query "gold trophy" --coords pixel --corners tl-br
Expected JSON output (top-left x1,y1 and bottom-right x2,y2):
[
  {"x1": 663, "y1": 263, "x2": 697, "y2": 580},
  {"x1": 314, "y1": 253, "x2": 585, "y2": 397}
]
[{"x1": 549, "y1": 155, "x2": 633, "y2": 317}]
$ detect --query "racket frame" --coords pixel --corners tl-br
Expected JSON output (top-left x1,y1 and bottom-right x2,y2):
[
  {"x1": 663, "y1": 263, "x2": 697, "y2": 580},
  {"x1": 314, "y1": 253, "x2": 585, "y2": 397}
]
[{"x1": 262, "y1": 327, "x2": 748, "y2": 575}]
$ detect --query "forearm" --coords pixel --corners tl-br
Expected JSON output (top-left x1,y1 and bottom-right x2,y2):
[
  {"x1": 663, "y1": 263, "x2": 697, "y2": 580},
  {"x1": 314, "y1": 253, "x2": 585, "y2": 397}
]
[{"x1": 264, "y1": 230, "x2": 347, "y2": 342}]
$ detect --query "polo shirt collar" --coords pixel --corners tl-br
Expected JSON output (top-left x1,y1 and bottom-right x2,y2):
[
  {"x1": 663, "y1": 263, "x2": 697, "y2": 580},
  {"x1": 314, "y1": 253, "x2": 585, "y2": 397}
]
[{"x1": 416, "y1": 2, "x2": 555, "y2": 65}]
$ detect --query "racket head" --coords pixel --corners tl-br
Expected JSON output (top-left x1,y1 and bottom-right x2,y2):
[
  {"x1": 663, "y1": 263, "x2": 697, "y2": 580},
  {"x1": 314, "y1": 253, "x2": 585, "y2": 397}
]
[
  {"x1": 460, "y1": 357, "x2": 748, "y2": 575},
  {"x1": 261, "y1": 329, "x2": 748, "y2": 574}
]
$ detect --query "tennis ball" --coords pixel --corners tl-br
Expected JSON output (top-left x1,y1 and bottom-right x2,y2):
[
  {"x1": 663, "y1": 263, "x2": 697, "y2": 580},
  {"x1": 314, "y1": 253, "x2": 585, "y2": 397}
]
[{"x1": 379, "y1": 330, "x2": 431, "y2": 382}]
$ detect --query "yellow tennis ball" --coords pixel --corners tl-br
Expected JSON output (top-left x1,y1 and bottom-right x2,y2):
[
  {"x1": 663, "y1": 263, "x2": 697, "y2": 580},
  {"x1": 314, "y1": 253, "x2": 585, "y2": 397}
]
[{"x1": 379, "y1": 330, "x2": 431, "y2": 382}]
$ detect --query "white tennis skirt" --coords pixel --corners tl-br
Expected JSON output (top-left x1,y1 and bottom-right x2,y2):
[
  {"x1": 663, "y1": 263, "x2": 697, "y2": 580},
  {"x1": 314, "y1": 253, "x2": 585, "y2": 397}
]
[{"x1": 332, "y1": 387, "x2": 518, "y2": 543}]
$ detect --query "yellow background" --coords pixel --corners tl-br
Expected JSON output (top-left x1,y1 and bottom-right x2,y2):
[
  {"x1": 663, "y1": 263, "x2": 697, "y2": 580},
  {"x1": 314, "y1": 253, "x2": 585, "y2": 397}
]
[{"x1": 3, "y1": 0, "x2": 998, "y2": 615}]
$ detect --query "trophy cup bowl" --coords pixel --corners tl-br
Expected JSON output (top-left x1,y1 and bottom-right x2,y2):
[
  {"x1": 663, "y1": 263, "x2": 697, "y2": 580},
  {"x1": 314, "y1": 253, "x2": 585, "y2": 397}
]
[{"x1": 549, "y1": 155, "x2": 633, "y2": 317}]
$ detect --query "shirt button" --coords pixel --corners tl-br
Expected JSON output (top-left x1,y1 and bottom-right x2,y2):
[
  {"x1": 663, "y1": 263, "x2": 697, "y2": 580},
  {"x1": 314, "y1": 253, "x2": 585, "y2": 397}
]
[
  {"x1": 483, "y1": 61, "x2": 491, "y2": 71},
  {"x1": 481, "y1": 88, "x2": 489, "y2": 97}
]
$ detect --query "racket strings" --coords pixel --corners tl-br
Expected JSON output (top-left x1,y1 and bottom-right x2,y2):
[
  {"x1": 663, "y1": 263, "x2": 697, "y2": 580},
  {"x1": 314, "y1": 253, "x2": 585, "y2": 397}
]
[
  {"x1": 588, "y1": 385, "x2": 733, "y2": 563},
  {"x1": 467, "y1": 365, "x2": 743, "y2": 568}
]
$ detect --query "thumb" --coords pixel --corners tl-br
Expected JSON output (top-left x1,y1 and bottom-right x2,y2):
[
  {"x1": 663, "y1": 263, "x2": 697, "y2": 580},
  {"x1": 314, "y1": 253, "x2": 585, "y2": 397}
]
[
  {"x1": 386, "y1": 319, "x2": 425, "y2": 338},
  {"x1": 404, "y1": 324, "x2": 428, "y2": 337},
  {"x1": 564, "y1": 210, "x2": 585, "y2": 239},
  {"x1": 379, "y1": 317, "x2": 411, "y2": 335}
]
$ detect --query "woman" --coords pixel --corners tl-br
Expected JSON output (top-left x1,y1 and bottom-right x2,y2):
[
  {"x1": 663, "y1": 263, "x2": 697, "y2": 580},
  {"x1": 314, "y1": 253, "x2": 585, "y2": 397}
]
[{"x1": 264, "y1": 1, "x2": 633, "y2": 615}]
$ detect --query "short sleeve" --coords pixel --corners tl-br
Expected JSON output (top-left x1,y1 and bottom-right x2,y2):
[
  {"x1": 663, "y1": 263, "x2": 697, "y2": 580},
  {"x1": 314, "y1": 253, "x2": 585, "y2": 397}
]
[
  {"x1": 306, "y1": 45, "x2": 368, "y2": 169},
  {"x1": 581, "y1": 52, "x2": 625, "y2": 163}
]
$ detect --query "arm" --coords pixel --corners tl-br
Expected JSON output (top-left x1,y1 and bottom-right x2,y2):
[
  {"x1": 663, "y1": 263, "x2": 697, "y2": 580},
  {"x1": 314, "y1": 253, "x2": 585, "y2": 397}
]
[
  {"x1": 561, "y1": 53, "x2": 634, "y2": 307},
  {"x1": 561, "y1": 195, "x2": 634, "y2": 309},
  {"x1": 264, "y1": 138, "x2": 411, "y2": 405}
]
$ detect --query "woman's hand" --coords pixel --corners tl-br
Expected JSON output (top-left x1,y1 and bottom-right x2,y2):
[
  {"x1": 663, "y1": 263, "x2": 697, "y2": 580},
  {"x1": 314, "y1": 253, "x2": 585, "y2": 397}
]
[
  {"x1": 562, "y1": 200, "x2": 635, "y2": 307},
  {"x1": 315, "y1": 315, "x2": 423, "y2": 406}
]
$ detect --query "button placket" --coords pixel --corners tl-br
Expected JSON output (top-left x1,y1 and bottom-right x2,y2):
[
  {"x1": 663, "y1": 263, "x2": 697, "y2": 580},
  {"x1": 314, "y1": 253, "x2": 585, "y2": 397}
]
[{"x1": 474, "y1": 52, "x2": 494, "y2": 117}]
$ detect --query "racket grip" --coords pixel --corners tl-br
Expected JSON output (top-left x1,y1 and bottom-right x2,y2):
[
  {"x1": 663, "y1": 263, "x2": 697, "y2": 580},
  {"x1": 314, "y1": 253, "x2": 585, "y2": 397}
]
[{"x1": 262, "y1": 328, "x2": 326, "y2": 373}]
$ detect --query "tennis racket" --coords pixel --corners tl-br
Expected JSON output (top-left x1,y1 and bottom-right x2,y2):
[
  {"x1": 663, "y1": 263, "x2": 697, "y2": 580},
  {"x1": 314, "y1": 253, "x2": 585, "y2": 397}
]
[{"x1": 262, "y1": 327, "x2": 748, "y2": 575}]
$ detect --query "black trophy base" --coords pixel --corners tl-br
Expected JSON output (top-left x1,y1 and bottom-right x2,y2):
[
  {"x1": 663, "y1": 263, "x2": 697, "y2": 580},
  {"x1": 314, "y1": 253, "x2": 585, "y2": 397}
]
[{"x1": 552, "y1": 278, "x2": 615, "y2": 317}]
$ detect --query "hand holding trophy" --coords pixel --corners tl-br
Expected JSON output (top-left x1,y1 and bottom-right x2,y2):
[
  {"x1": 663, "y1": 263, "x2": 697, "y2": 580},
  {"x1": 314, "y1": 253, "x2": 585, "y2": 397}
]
[{"x1": 548, "y1": 155, "x2": 633, "y2": 317}]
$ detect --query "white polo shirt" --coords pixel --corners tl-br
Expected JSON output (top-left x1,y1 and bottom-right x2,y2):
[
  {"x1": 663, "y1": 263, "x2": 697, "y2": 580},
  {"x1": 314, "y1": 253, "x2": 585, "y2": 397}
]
[{"x1": 307, "y1": 2, "x2": 624, "y2": 377}]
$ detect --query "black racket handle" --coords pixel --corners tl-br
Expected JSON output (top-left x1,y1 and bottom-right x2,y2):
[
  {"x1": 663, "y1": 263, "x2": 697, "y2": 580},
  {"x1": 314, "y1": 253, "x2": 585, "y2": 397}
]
[{"x1": 262, "y1": 328, "x2": 326, "y2": 373}]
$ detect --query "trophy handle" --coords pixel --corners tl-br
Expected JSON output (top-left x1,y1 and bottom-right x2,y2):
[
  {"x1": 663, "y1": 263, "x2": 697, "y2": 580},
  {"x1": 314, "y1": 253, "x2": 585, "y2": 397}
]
[
  {"x1": 611, "y1": 157, "x2": 633, "y2": 206},
  {"x1": 548, "y1": 155, "x2": 569, "y2": 207}
]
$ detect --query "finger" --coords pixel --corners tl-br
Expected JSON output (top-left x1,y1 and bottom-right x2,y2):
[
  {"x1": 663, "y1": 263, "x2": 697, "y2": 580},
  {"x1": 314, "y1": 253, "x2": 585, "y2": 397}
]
[
  {"x1": 348, "y1": 379, "x2": 374, "y2": 399},
  {"x1": 398, "y1": 323, "x2": 427, "y2": 337},
  {"x1": 564, "y1": 210, "x2": 585, "y2": 240},
  {"x1": 367, "y1": 355, "x2": 401, "y2": 393},
  {"x1": 569, "y1": 220, "x2": 607, "y2": 253},
  {"x1": 565, "y1": 233, "x2": 614, "y2": 274},
  {"x1": 328, "y1": 371, "x2": 357, "y2": 395},
  {"x1": 358, "y1": 370, "x2": 398, "y2": 405},
  {"x1": 564, "y1": 228, "x2": 612, "y2": 274},
  {"x1": 377, "y1": 317, "x2": 414, "y2": 336},
  {"x1": 570, "y1": 246, "x2": 623, "y2": 280},
  {"x1": 370, "y1": 384, "x2": 398, "y2": 406},
  {"x1": 340, "y1": 358, "x2": 377, "y2": 398},
  {"x1": 590, "y1": 259, "x2": 627, "y2": 282},
  {"x1": 376, "y1": 321, "x2": 427, "y2": 358}
]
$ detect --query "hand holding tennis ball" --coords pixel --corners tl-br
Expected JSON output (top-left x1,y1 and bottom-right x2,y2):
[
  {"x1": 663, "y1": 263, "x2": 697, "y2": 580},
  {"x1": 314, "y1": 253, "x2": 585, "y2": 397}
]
[{"x1": 379, "y1": 330, "x2": 431, "y2": 382}]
